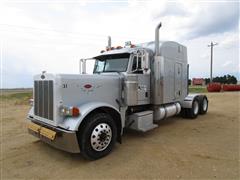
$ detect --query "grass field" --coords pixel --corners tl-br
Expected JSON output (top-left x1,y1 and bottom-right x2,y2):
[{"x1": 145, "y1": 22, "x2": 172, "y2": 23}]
[
  {"x1": 0, "y1": 89, "x2": 32, "y2": 105},
  {"x1": 188, "y1": 85, "x2": 207, "y2": 93}
]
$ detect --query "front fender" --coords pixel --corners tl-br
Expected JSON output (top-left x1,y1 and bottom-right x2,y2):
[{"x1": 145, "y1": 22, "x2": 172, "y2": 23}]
[{"x1": 58, "y1": 102, "x2": 120, "y2": 131}]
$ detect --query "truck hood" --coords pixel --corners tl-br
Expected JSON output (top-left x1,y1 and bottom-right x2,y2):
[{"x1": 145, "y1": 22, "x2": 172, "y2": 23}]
[
  {"x1": 56, "y1": 74, "x2": 121, "y2": 108},
  {"x1": 31, "y1": 73, "x2": 122, "y2": 127}
]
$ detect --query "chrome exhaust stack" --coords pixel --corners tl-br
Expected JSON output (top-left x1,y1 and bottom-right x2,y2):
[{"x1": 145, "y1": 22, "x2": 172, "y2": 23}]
[
  {"x1": 155, "y1": 22, "x2": 162, "y2": 56},
  {"x1": 107, "y1": 36, "x2": 111, "y2": 49}
]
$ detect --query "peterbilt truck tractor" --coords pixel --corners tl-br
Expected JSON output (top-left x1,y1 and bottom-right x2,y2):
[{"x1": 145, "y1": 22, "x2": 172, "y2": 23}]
[{"x1": 27, "y1": 22, "x2": 208, "y2": 160}]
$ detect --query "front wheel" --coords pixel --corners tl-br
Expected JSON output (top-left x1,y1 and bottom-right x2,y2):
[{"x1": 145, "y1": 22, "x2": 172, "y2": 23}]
[{"x1": 78, "y1": 113, "x2": 117, "y2": 160}]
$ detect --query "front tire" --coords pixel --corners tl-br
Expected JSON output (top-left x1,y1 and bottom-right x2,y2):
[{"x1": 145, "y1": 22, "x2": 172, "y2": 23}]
[{"x1": 78, "y1": 113, "x2": 117, "y2": 160}]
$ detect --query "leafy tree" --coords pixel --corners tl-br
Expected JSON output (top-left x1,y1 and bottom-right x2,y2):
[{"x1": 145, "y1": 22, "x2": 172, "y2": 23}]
[
  {"x1": 227, "y1": 75, "x2": 237, "y2": 84},
  {"x1": 209, "y1": 74, "x2": 238, "y2": 84},
  {"x1": 205, "y1": 78, "x2": 210, "y2": 85}
]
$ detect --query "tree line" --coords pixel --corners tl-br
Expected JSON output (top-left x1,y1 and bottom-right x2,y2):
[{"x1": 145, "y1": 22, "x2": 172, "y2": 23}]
[{"x1": 188, "y1": 74, "x2": 238, "y2": 85}]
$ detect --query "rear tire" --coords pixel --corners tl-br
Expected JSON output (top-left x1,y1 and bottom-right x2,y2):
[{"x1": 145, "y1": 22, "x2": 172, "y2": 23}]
[
  {"x1": 78, "y1": 113, "x2": 117, "y2": 160},
  {"x1": 199, "y1": 96, "x2": 208, "y2": 115},
  {"x1": 186, "y1": 98, "x2": 199, "y2": 119}
]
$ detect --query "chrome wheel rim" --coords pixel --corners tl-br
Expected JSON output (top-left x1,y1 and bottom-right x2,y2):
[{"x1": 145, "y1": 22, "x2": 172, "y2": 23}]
[
  {"x1": 203, "y1": 99, "x2": 208, "y2": 111},
  {"x1": 193, "y1": 101, "x2": 199, "y2": 115},
  {"x1": 90, "y1": 123, "x2": 112, "y2": 151}
]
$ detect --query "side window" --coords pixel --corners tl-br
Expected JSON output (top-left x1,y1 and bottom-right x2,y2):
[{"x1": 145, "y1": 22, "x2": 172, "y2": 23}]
[
  {"x1": 132, "y1": 56, "x2": 137, "y2": 71},
  {"x1": 94, "y1": 60, "x2": 104, "y2": 73}
]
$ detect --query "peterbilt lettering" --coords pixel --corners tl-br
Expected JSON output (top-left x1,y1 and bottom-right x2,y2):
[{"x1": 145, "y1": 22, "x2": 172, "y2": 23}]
[{"x1": 27, "y1": 22, "x2": 208, "y2": 160}]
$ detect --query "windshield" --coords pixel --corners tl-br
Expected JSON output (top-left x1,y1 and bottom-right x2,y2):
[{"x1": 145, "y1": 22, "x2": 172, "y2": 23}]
[{"x1": 93, "y1": 53, "x2": 130, "y2": 73}]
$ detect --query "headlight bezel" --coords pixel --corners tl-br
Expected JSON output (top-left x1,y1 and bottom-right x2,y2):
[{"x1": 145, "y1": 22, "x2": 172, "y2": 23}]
[{"x1": 60, "y1": 106, "x2": 80, "y2": 117}]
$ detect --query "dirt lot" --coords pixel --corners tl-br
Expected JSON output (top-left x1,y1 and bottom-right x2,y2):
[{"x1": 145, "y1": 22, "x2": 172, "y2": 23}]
[{"x1": 1, "y1": 91, "x2": 239, "y2": 179}]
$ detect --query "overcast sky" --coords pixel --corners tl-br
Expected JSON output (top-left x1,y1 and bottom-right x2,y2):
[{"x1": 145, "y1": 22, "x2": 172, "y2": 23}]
[{"x1": 0, "y1": 0, "x2": 239, "y2": 88}]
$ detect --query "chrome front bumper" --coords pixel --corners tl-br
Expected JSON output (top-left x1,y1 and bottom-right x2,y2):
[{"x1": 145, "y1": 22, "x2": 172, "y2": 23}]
[{"x1": 27, "y1": 120, "x2": 80, "y2": 153}]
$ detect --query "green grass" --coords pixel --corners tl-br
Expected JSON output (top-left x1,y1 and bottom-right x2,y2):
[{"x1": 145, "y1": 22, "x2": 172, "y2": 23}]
[
  {"x1": 0, "y1": 91, "x2": 33, "y2": 105},
  {"x1": 189, "y1": 86, "x2": 207, "y2": 93},
  {"x1": 0, "y1": 92, "x2": 32, "y2": 99}
]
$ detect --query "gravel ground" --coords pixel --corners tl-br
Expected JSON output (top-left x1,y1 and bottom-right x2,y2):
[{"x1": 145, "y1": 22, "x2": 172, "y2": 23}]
[{"x1": 1, "y1": 92, "x2": 239, "y2": 179}]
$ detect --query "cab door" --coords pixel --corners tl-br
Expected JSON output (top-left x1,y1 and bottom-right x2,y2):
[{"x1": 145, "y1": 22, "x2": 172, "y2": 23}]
[{"x1": 131, "y1": 50, "x2": 150, "y2": 105}]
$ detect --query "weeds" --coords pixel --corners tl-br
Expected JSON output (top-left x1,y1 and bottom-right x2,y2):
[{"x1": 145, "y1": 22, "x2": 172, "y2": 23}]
[
  {"x1": 189, "y1": 86, "x2": 207, "y2": 93},
  {"x1": 0, "y1": 92, "x2": 33, "y2": 105}
]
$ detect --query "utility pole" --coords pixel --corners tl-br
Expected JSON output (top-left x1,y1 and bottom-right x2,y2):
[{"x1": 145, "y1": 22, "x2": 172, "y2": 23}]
[{"x1": 208, "y1": 42, "x2": 218, "y2": 82}]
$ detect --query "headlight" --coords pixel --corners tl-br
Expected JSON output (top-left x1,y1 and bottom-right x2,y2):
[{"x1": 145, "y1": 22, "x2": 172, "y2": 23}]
[{"x1": 60, "y1": 106, "x2": 80, "y2": 117}]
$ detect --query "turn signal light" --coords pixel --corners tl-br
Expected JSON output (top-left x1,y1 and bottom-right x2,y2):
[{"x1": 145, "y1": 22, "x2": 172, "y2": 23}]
[{"x1": 72, "y1": 107, "x2": 80, "y2": 117}]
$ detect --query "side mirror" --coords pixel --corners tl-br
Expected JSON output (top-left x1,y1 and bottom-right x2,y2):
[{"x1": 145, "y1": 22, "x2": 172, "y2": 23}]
[
  {"x1": 131, "y1": 50, "x2": 150, "y2": 74},
  {"x1": 79, "y1": 59, "x2": 86, "y2": 74}
]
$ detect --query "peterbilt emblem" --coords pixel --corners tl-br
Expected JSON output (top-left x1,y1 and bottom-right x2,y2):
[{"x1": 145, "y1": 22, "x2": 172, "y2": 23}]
[
  {"x1": 84, "y1": 84, "x2": 92, "y2": 89},
  {"x1": 41, "y1": 71, "x2": 46, "y2": 79},
  {"x1": 81, "y1": 84, "x2": 102, "y2": 94}
]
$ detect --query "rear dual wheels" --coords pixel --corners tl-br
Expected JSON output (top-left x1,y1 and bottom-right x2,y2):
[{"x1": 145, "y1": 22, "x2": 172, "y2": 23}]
[
  {"x1": 187, "y1": 98, "x2": 200, "y2": 119},
  {"x1": 78, "y1": 113, "x2": 117, "y2": 160},
  {"x1": 199, "y1": 96, "x2": 208, "y2": 114},
  {"x1": 181, "y1": 96, "x2": 208, "y2": 119}
]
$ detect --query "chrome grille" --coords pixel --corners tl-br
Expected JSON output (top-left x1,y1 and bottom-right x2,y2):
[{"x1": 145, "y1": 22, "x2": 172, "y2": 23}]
[{"x1": 34, "y1": 80, "x2": 54, "y2": 120}]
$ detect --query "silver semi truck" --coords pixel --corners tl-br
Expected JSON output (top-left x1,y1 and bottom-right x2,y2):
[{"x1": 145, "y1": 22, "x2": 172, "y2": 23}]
[{"x1": 27, "y1": 23, "x2": 208, "y2": 160}]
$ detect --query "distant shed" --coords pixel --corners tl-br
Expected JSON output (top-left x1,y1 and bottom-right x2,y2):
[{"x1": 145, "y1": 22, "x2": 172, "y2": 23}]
[{"x1": 192, "y1": 78, "x2": 205, "y2": 86}]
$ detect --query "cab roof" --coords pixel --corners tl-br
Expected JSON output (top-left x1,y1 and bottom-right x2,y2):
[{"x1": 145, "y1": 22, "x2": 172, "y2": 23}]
[{"x1": 93, "y1": 41, "x2": 185, "y2": 59}]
